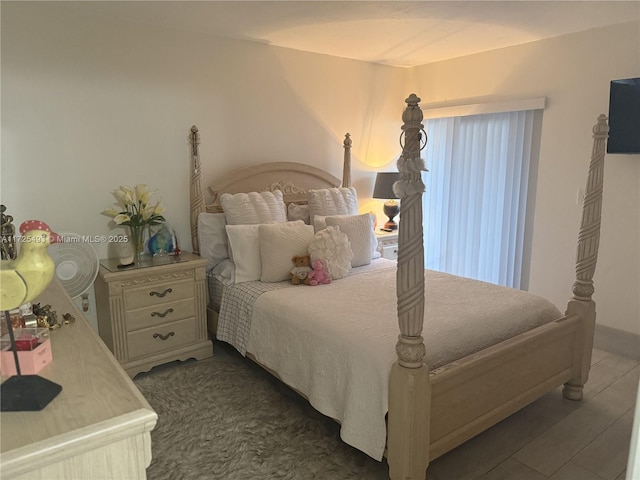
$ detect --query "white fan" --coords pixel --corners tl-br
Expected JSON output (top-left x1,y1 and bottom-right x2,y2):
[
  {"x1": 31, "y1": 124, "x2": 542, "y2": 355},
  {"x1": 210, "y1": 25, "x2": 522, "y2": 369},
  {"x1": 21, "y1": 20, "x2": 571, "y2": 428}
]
[{"x1": 49, "y1": 234, "x2": 100, "y2": 299}]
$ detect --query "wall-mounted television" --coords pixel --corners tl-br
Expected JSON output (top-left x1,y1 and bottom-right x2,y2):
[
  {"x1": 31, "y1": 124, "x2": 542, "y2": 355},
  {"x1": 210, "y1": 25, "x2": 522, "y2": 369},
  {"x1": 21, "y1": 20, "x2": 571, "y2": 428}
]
[{"x1": 607, "y1": 77, "x2": 640, "y2": 154}]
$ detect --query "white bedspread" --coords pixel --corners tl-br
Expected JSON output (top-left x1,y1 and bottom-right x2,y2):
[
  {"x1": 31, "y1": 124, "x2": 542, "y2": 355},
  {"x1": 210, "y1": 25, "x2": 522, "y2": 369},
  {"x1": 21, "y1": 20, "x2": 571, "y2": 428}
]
[{"x1": 242, "y1": 259, "x2": 562, "y2": 461}]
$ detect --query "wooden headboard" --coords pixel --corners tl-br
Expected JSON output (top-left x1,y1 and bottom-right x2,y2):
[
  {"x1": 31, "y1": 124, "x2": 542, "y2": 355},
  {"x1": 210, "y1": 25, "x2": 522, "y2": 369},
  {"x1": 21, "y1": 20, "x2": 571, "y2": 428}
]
[{"x1": 188, "y1": 127, "x2": 353, "y2": 255}]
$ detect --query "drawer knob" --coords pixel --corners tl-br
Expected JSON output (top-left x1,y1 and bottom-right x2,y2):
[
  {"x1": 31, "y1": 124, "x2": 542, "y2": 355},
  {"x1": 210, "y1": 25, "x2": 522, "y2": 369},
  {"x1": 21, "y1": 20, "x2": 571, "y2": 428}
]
[
  {"x1": 151, "y1": 308, "x2": 174, "y2": 318},
  {"x1": 152, "y1": 332, "x2": 175, "y2": 341},
  {"x1": 149, "y1": 288, "x2": 173, "y2": 298}
]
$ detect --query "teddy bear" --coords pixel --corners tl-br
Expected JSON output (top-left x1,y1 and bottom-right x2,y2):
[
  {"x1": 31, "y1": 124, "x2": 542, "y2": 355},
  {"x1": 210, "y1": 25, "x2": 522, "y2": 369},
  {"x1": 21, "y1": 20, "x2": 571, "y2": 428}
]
[
  {"x1": 290, "y1": 255, "x2": 312, "y2": 285},
  {"x1": 307, "y1": 259, "x2": 332, "y2": 286}
]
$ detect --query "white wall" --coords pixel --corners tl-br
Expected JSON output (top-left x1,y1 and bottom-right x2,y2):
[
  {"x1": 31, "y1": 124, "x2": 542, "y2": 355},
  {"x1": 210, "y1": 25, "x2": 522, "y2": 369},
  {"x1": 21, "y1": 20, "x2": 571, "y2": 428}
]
[
  {"x1": 411, "y1": 22, "x2": 640, "y2": 336},
  {"x1": 1, "y1": 2, "x2": 405, "y2": 258},
  {"x1": 1, "y1": 3, "x2": 405, "y2": 329},
  {"x1": 2, "y1": 3, "x2": 639, "y2": 338}
]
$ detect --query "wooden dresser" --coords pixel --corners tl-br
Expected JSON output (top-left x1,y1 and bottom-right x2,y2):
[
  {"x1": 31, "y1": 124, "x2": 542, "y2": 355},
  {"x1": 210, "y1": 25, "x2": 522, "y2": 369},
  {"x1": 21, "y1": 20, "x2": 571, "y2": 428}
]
[
  {"x1": 0, "y1": 279, "x2": 157, "y2": 479},
  {"x1": 95, "y1": 252, "x2": 212, "y2": 378}
]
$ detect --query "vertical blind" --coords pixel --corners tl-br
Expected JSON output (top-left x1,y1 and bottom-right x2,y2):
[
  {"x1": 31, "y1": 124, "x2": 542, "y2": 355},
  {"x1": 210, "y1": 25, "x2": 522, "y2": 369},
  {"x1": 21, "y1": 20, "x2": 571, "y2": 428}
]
[{"x1": 422, "y1": 110, "x2": 536, "y2": 289}]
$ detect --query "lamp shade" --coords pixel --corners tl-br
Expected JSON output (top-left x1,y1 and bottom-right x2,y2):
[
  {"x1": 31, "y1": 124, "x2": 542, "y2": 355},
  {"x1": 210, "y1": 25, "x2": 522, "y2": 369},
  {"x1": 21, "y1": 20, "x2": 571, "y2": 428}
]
[{"x1": 373, "y1": 172, "x2": 401, "y2": 200}]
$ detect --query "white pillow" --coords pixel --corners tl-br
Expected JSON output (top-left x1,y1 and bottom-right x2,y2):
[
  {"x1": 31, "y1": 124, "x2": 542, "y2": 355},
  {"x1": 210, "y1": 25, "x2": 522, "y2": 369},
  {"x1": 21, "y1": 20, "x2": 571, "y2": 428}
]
[
  {"x1": 307, "y1": 187, "x2": 358, "y2": 226},
  {"x1": 220, "y1": 190, "x2": 287, "y2": 225},
  {"x1": 308, "y1": 226, "x2": 353, "y2": 279},
  {"x1": 225, "y1": 224, "x2": 262, "y2": 283},
  {"x1": 259, "y1": 222, "x2": 315, "y2": 283},
  {"x1": 325, "y1": 214, "x2": 373, "y2": 267},
  {"x1": 314, "y1": 214, "x2": 379, "y2": 261},
  {"x1": 287, "y1": 203, "x2": 310, "y2": 224},
  {"x1": 197, "y1": 212, "x2": 229, "y2": 269}
]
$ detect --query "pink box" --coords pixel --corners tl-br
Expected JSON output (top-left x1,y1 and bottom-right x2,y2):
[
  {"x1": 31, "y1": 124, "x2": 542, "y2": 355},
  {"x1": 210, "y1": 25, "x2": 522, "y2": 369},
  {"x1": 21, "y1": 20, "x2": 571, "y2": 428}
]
[{"x1": 0, "y1": 329, "x2": 53, "y2": 376}]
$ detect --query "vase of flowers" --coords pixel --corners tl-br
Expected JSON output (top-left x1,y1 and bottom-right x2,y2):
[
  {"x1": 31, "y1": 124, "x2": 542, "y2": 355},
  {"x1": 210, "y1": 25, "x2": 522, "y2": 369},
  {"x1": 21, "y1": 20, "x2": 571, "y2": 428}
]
[
  {"x1": 102, "y1": 184, "x2": 166, "y2": 263},
  {"x1": 128, "y1": 224, "x2": 146, "y2": 261}
]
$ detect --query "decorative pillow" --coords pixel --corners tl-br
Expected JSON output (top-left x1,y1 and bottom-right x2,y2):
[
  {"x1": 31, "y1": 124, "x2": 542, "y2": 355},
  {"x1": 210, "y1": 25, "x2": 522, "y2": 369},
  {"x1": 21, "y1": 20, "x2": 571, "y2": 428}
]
[
  {"x1": 308, "y1": 226, "x2": 353, "y2": 279},
  {"x1": 287, "y1": 203, "x2": 310, "y2": 224},
  {"x1": 210, "y1": 258, "x2": 235, "y2": 285},
  {"x1": 307, "y1": 187, "x2": 358, "y2": 226},
  {"x1": 220, "y1": 190, "x2": 287, "y2": 225},
  {"x1": 259, "y1": 222, "x2": 315, "y2": 283},
  {"x1": 225, "y1": 224, "x2": 262, "y2": 283},
  {"x1": 314, "y1": 214, "x2": 380, "y2": 261},
  {"x1": 325, "y1": 214, "x2": 373, "y2": 267},
  {"x1": 197, "y1": 212, "x2": 229, "y2": 269}
]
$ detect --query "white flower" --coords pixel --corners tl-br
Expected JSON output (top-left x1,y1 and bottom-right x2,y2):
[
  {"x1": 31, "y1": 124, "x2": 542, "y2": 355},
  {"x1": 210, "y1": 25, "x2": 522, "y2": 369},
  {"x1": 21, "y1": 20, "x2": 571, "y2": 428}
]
[
  {"x1": 113, "y1": 213, "x2": 131, "y2": 225},
  {"x1": 135, "y1": 184, "x2": 151, "y2": 205},
  {"x1": 113, "y1": 186, "x2": 134, "y2": 207},
  {"x1": 104, "y1": 184, "x2": 166, "y2": 230},
  {"x1": 141, "y1": 205, "x2": 155, "y2": 221},
  {"x1": 101, "y1": 208, "x2": 119, "y2": 218},
  {"x1": 153, "y1": 201, "x2": 165, "y2": 215}
]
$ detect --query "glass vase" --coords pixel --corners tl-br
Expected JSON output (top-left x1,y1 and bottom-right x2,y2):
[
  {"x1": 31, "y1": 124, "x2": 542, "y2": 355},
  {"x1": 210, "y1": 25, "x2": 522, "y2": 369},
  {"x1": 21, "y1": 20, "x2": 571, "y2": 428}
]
[
  {"x1": 148, "y1": 223, "x2": 175, "y2": 256},
  {"x1": 128, "y1": 225, "x2": 145, "y2": 263}
]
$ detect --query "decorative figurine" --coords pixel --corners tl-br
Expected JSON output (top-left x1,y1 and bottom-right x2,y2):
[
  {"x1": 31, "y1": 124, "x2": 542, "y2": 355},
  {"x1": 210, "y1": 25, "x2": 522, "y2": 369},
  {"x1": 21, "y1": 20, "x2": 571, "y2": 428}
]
[
  {"x1": 1, "y1": 220, "x2": 59, "y2": 311},
  {"x1": 0, "y1": 220, "x2": 62, "y2": 411},
  {"x1": 1, "y1": 205, "x2": 17, "y2": 261}
]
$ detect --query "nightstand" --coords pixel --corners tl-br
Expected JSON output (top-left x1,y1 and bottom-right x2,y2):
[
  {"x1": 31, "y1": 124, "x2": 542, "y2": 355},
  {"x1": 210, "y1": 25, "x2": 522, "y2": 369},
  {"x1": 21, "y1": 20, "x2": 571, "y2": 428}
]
[
  {"x1": 376, "y1": 230, "x2": 399, "y2": 260},
  {"x1": 94, "y1": 252, "x2": 212, "y2": 378}
]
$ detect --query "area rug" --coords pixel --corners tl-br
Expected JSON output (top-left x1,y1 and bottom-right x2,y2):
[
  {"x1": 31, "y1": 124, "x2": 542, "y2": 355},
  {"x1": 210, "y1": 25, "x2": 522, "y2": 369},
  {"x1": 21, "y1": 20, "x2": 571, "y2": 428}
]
[{"x1": 134, "y1": 342, "x2": 390, "y2": 480}]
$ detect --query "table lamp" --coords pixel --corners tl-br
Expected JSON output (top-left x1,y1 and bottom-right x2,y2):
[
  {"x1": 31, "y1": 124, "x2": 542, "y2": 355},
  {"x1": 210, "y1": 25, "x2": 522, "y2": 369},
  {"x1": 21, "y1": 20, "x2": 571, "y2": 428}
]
[{"x1": 373, "y1": 172, "x2": 401, "y2": 231}]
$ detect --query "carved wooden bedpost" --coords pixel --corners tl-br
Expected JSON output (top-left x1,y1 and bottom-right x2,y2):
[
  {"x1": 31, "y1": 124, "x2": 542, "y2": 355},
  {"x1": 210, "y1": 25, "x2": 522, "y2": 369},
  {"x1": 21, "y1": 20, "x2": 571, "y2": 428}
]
[
  {"x1": 189, "y1": 125, "x2": 206, "y2": 255},
  {"x1": 387, "y1": 94, "x2": 431, "y2": 480},
  {"x1": 342, "y1": 133, "x2": 352, "y2": 188},
  {"x1": 563, "y1": 114, "x2": 608, "y2": 401}
]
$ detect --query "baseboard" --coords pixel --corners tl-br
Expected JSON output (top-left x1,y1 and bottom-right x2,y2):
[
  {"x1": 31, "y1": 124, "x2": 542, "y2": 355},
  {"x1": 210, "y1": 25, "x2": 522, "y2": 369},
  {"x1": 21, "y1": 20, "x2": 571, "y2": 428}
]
[{"x1": 594, "y1": 324, "x2": 640, "y2": 361}]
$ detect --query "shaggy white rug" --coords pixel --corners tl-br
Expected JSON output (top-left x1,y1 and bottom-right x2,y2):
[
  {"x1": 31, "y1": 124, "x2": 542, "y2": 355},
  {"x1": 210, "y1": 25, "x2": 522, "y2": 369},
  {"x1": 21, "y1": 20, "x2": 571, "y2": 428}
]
[{"x1": 134, "y1": 342, "x2": 390, "y2": 480}]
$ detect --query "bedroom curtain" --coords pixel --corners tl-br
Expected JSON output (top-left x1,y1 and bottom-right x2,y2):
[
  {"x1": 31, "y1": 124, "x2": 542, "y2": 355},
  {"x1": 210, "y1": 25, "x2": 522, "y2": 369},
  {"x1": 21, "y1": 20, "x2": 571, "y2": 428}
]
[{"x1": 422, "y1": 109, "x2": 540, "y2": 289}]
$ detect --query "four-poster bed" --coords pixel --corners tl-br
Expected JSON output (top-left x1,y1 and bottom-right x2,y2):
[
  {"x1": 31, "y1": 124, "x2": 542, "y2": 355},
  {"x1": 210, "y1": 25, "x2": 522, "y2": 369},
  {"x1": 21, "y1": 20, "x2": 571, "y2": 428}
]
[{"x1": 187, "y1": 94, "x2": 607, "y2": 479}]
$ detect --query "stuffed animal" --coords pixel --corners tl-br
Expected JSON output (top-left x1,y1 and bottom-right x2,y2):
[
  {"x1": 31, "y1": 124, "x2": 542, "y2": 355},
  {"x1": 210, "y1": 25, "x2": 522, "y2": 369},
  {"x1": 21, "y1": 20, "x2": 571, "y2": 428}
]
[
  {"x1": 290, "y1": 255, "x2": 312, "y2": 285},
  {"x1": 307, "y1": 259, "x2": 332, "y2": 286}
]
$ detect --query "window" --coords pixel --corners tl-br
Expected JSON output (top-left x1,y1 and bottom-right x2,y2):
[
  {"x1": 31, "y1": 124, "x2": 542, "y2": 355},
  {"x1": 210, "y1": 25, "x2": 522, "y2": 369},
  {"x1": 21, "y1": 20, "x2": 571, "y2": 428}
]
[{"x1": 422, "y1": 105, "x2": 543, "y2": 289}]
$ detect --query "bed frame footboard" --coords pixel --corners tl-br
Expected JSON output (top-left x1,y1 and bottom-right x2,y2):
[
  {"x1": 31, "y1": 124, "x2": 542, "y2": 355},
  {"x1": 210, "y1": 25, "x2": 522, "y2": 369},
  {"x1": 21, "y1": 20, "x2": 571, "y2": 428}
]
[
  {"x1": 428, "y1": 314, "x2": 580, "y2": 459},
  {"x1": 388, "y1": 362, "x2": 431, "y2": 478},
  {"x1": 387, "y1": 98, "x2": 608, "y2": 480},
  {"x1": 387, "y1": 94, "x2": 431, "y2": 478},
  {"x1": 563, "y1": 299, "x2": 596, "y2": 400},
  {"x1": 561, "y1": 115, "x2": 608, "y2": 401}
]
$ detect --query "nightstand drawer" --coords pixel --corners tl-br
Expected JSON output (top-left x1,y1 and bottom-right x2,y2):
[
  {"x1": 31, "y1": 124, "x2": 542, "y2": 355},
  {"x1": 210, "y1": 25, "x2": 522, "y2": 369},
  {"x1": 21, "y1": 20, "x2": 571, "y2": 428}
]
[
  {"x1": 381, "y1": 244, "x2": 398, "y2": 260},
  {"x1": 127, "y1": 317, "x2": 197, "y2": 359},
  {"x1": 126, "y1": 298, "x2": 195, "y2": 332},
  {"x1": 124, "y1": 279, "x2": 193, "y2": 310}
]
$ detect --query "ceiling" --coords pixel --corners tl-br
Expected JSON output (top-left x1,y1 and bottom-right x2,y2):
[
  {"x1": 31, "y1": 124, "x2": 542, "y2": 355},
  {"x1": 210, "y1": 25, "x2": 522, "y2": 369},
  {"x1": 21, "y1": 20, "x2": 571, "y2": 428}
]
[{"x1": 37, "y1": 1, "x2": 640, "y2": 67}]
